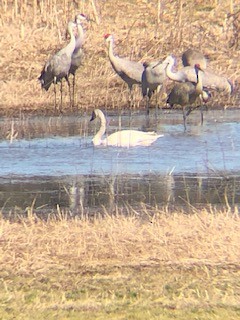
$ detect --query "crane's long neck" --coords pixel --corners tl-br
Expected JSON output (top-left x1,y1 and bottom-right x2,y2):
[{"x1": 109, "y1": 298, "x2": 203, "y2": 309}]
[
  {"x1": 76, "y1": 24, "x2": 84, "y2": 48},
  {"x1": 107, "y1": 38, "x2": 115, "y2": 62},
  {"x1": 66, "y1": 26, "x2": 76, "y2": 55},
  {"x1": 166, "y1": 62, "x2": 187, "y2": 82},
  {"x1": 92, "y1": 112, "x2": 107, "y2": 146},
  {"x1": 195, "y1": 69, "x2": 203, "y2": 95}
]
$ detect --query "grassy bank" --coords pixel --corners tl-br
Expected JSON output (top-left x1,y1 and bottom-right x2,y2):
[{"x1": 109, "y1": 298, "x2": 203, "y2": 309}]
[
  {"x1": 0, "y1": 0, "x2": 239, "y2": 115},
  {"x1": 0, "y1": 208, "x2": 239, "y2": 319}
]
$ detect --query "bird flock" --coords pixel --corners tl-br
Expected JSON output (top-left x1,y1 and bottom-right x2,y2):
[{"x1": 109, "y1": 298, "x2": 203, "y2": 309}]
[
  {"x1": 39, "y1": 13, "x2": 234, "y2": 144},
  {"x1": 39, "y1": 14, "x2": 87, "y2": 111}
]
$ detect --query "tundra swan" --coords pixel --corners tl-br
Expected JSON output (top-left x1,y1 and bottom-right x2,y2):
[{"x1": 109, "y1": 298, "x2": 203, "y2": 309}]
[{"x1": 90, "y1": 109, "x2": 163, "y2": 147}]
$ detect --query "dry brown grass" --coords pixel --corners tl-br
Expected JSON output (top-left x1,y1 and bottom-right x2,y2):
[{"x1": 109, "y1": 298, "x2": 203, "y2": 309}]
[
  {"x1": 1, "y1": 207, "x2": 239, "y2": 275},
  {"x1": 0, "y1": 0, "x2": 239, "y2": 115},
  {"x1": 0, "y1": 208, "x2": 239, "y2": 318}
]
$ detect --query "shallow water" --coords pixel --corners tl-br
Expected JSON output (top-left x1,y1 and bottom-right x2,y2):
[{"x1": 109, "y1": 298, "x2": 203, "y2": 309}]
[{"x1": 0, "y1": 109, "x2": 240, "y2": 214}]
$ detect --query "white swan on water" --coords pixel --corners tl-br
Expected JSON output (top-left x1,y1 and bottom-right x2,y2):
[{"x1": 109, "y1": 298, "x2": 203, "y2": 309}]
[{"x1": 90, "y1": 109, "x2": 163, "y2": 147}]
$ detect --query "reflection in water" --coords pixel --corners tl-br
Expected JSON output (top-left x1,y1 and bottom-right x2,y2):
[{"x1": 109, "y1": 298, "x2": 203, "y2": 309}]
[
  {"x1": 0, "y1": 173, "x2": 239, "y2": 216},
  {"x1": 0, "y1": 114, "x2": 89, "y2": 140},
  {"x1": 0, "y1": 110, "x2": 240, "y2": 177},
  {"x1": 0, "y1": 110, "x2": 240, "y2": 216}
]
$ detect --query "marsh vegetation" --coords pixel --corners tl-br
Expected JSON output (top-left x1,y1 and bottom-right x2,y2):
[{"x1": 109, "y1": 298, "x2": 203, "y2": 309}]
[
  {"x1": 0, "y1": 0, "x2": 239, "y2": 114},
  {"x1": 0, "y1": 1, "x2": 240, "y2": 319}
]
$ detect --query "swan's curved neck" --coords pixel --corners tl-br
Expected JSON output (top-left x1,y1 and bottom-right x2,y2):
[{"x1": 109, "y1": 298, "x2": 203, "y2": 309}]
[{"x1": 92, "y1": 112, "x2": 107, "y2": 145}]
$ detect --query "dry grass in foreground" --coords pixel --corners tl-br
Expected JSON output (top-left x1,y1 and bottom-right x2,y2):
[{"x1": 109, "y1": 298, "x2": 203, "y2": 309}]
[
  {"x1": 0, "y1": 208, "x2": 239, "y2": 319},
  {"x1": 1, "y1": 208, "x2": 240, "y2": 271}
]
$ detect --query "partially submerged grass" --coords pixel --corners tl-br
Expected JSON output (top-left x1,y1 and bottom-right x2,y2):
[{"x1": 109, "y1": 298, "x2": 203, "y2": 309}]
[{"x1": 0, "y1": 208, "x2": 239, "y2": 319}]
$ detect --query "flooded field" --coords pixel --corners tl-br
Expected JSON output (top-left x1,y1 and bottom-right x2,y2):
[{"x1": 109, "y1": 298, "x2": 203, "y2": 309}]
[{"x1": 0, "y1": 108, "x2": 239, "y2": 214}]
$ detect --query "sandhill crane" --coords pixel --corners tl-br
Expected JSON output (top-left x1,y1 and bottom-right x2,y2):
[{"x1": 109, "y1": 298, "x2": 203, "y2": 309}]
[
  {"x1": 167, "y1": 64, "x2": 205, "y2": 130},
  {"x1": 182, "y1": 49, "x2": 207, "y2": 70},
  {"x1": 181, "y1": 49, "x2": 211, "y2": 119},
  {"x1": 141, "y1": 56, "x2": 170, "y2": 114},
  {"x1": 38, "y1": 21, "x2": 77, "y2": 111},
  {"x1": 69, "y1": 13, "x2": 87, "y2": 108},
  {"x1": 90, "y1": 109, "x2": 163, "y2": 147},
  {"x1": 104, "y1": 34, "x2": 144, "y2": 107},
  {"x1": 165, "y1": 55, "x2": 233, "y2": 94}
]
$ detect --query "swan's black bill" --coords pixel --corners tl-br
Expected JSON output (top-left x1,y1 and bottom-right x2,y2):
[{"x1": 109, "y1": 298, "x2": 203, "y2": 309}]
[{"x1": 90, "y1": 111, "x2": 97, "y2": 121}]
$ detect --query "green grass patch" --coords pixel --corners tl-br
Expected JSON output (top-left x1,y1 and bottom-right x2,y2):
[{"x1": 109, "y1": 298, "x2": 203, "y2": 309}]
[
  {"x1": 0, "y1": 264, "x2": 239, "y2": 319},
  {"x1": 0, "y1": 210, "x2": 239, "y2": 319}
]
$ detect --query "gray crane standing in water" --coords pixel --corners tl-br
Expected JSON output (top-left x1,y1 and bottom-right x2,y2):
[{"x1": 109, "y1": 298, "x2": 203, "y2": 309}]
[
  {"x1": 182, "y1": 49, "x2": 207, "y2": 70},
  {"x1": 165, "y1": 54, "x2": 233, "y2": 127},
  {"x1": 165, "y1": 55, "x2": 233, "y2": 94},
  {"x1": 167, "y1": 63, "x2": 206, "y2": 130},
  {"x1": 104, "y1": 34, "x2": 144, "y2": 108},
  {"x1": 69, "y1": 13, "x2": 87, "y2": 108},
  {"x1": 38, "y1": 21, "x2": 77, "y2": 111},
  {"x1": 141, "y1": 56, "x2": 170, "y2": 115}
]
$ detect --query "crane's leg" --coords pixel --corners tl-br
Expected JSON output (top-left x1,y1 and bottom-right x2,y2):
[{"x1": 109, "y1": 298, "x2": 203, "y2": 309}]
[
  {"x1": 128, "y1": 87, "x2": 134, "y2": 126},
  {"x1": 54, "y1": 82, "x2": 57, "y2": 111},
  {"x1": 65, "y1": 76, "x2": 72, "y2": 109},
  {"x1": 155, "y1": 85, "x2": 161, "y2": 118},
  {"x1": 60, "y1": 81, "x2": 63, "y2": 112},
  {"x1": 156, "y1": 84, "x2": 165, "y2": 116},
  {"x1": 146, "y1": 97, "x2": 150, "y2": 116},
  {"x1": 118, "y1": 108, "x2": 122, "y2": 131},
  {"x1": 186, "y1": 105, "x2": 205, "y2": 126},
  {"x1": 182, "y1": 106, "x2": 187, "y2": 131},
  {"x1": 72, "y1": 74, "x2": 76, "y2": 109},
  {"x1": 145, "y1": 88, "x2": 151, "y2": 116},
  {"x1": 128, "y1": 89, "x2": 134, "y2": 108},
  {"x1": 199, "y1": 104, "x2": 208, "y2": 126},
  {"x1": 185, "y1": 106, "x2": 193, "y2": 117},
  {"x1": 200, "y1": 107, "x2": 204, "y2": 125}
]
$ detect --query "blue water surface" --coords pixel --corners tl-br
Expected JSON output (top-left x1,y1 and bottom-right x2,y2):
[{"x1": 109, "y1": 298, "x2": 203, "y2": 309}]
[{"x1": 0, "y1": 110, "x2": 239, "y2": 178}]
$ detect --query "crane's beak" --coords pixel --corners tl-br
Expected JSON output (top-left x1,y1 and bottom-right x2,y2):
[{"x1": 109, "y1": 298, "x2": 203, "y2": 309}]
[
  {"x1": 195, "y1": 64, "x2": 204, "y2": 72},
  {"x1": 152, "y1": 60, "x2": 163, "y2": 69}
]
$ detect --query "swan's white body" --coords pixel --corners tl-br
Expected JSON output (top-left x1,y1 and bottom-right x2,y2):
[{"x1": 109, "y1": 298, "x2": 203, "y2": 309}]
[{"x1": 90, "y1": 109, "x2": 163, "y2": 147}]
